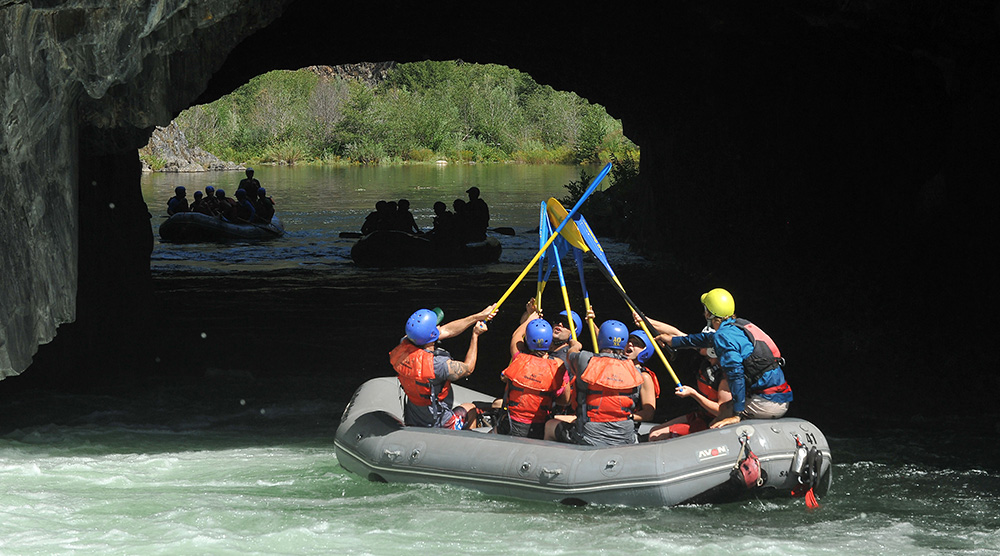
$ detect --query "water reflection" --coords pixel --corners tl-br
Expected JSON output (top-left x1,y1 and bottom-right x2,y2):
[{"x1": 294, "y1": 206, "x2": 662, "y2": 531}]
[{"x1": 140, "y1": 164, "x2": 642, "y2": 274}]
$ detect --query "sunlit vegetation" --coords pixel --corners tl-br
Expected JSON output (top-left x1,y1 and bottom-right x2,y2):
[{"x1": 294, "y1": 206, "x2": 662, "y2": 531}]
[{"x1": 170, "y1": 60, "x2": 637, "y2": 166}]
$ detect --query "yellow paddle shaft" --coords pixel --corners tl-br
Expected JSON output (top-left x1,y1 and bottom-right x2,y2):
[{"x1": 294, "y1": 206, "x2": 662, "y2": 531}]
[{"x1": 494, "y1": 231, "x2": 564, "y2": 313}]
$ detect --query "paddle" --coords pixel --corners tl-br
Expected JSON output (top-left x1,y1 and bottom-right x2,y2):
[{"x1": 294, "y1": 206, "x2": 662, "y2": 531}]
[
  {"x1": 573, "y1": 247, "x2": 599, "y2": 352},
  {"x1": 339, "y1": 231, "x2": 363, "y2": 238},
  {"x1": 536, "y1": 202, "x2": 550, "y2": 307},
  {"x1": 492, "y1": 162, "x2": 612, "y2": 315},
  {"x1": 488, "y1": 227, "x2": 515, "y2": 236},
  {"x1": 546, "y1": 199, "x2": 682, "y2": 388},
  {"x1": 541, "y1": 216, "x2": 578, "y2": 342}
]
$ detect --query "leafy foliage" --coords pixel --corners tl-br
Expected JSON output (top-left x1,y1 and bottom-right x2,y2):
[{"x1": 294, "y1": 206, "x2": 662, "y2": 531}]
[
  {"x1": 561, "y1": 149, "x2": 643, "y2": 240},
  {"x1": 169, "y1": 61, "x2": 636, "y2": 165}
]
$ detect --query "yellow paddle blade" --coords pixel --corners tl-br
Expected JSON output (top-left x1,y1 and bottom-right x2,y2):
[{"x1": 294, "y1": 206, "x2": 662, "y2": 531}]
[{"x1": 545, "y1": 197, "x2": 588, "y2": 252}]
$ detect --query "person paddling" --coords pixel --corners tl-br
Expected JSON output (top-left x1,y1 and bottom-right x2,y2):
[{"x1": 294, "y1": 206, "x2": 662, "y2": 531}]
[
  {"x1": 649, "y1": 288, "x2": 792, "y2": 428},
  {"x1": 390, "y1": 305, "x2": 495, "y2": 430}
]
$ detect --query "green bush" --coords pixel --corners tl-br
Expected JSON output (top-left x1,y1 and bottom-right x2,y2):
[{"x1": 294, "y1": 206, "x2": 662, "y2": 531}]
[{"x1": 172, "y1": 62, "x2": 636, "y2": 166}]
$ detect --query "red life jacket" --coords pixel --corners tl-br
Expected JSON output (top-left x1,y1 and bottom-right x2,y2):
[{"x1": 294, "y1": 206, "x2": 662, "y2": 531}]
[
  {"x1": 732, "y1": 319, "x2": 785, "y2": 384},
  {"x1": 578, "y1": 355, "x2": 644, "y2": 422},
  {"x1": 696, "y1": 362, "x2": 722, "y2": 402},
  {"x1": 389, "y1": 341, "x2": 449, "y2": 406},
  {"x1": 503, "y1": 353, "x2": 563, "y2": 424}
]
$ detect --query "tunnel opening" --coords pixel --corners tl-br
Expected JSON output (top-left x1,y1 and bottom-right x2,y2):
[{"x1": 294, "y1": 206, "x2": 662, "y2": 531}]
[{"x1": 3, "y1": 1, "x2": 999, "y2": 431}]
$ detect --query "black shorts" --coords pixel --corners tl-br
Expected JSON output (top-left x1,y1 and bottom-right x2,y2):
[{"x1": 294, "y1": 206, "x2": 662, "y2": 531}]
[
  {"x1": 553, "y1": 420, "x2": 580, "y2": 444},
  {"x1": 507, "y1": 419, "x2": 546, "y2": 439}
]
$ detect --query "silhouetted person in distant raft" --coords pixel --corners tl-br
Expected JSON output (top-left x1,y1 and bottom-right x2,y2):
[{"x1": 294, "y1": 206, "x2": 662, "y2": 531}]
[
  {"x1": 215, "y1": 189, "x2": 237, "y2": 221},
  {"x1": 382, "y1": 201, "x2": 398, "y2": 230},
  {"x1": 233, "y1": 189, "x2": 256, "y2": 224},
  {"x1": 430, "y1": 201, "x2": 456, "y2": 237},
  {"x1": 189, "y1": 190, "x2": 206, "y2": 214},
  {"x1": 254, "y1": 187, "x2": 275, "y2": 224},
  {"x1": 465, "y1": 186, "x2": 489, "y2": 240},
  {"x1": 361, "y1": 201, "x2": 387, "y2": 235},
  {"x1": 239, "y1": 167, "x2": 261, "y2": 199},
  {"x1": 428, "y1": 200, "x2": 461, "y2": 248},
  {"x1": 167, "y1": 186, "x2": 189, "y2": 215},
  {"x1": 202, "y1": 185, "x2": 220, "y2": 216},
  {"x1": 393, "y1": 199, "x2": 421, "y2": 234},
  {"x1": 453, "y1": 198, "x2": 476, "y2": 243}
]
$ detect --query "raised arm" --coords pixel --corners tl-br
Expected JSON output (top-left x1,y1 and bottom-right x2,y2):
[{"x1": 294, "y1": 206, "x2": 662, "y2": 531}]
[
  {"x1": 446, "y1": 320, "x2": 489, "y2": 381},
  {"x1": 634, "y1": 311, "x2": 685, "y2": 336},
  {"x1": 510, "y1": 299, "x2": 540, "y2": 357},
  {"x1": 438, "y1": 304, "x2": 496, "y2": 341}
]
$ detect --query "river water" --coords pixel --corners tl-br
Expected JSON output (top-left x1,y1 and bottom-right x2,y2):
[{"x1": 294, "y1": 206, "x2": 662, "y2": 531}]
[{"x1": 1, "y1": 165, "x2": 997, "y2": 555}]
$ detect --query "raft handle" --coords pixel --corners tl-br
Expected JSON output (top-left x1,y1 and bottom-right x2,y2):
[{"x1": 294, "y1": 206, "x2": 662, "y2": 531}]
[{"x1": 540, "y1": 467, "x2": 562, "y2": 477}]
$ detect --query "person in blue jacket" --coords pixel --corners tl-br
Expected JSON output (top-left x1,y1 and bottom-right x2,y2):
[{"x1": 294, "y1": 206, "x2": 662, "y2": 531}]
[{"x1": 650, "y1": 288, "x2": 792, "y2": 429}]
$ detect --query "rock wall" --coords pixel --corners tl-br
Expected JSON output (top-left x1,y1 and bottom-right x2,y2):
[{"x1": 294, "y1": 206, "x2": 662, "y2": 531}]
[
  {"x1": 0, "y1": 0, "x2": 288, "y2": 378},
  {"x1": 139, "y1": 121, "x2": 243, "y2": 172},
  {"x1": 1, "y1": 0, "x2": 997, "y2": 389}
]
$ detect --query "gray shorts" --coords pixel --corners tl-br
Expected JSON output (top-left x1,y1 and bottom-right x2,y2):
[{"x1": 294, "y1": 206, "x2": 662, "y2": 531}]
[
  {"x1": 743, "y1": 395, "x2": 789, "y2": 419},
  {"x1": 554, "y1": 419, "x2": 637, "y2": 447}
]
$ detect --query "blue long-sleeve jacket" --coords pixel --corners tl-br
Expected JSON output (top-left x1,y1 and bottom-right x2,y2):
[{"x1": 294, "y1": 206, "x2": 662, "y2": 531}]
[{"x1": 671, "y1": 319, "x2": 792, "y2": 413}]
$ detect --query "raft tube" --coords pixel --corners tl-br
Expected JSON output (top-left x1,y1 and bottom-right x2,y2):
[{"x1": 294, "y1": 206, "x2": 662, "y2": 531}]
[
  {"x1": 350, "y1": 230, "x2": 502, "y2": 267},
  {"x1": 334, "y1": 377, "x2": 833, "y2": 507},
  {"x1": 159, "y1": 212, "x2": 284, "y2": 242}
]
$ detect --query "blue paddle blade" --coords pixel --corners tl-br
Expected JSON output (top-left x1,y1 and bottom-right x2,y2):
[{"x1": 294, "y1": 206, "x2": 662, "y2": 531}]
[
  {"x1": 575, "y1": 214, "x2": 613, "y2": 276},
  {"x1": 537, "y1": 201, "x2": 550, "y2": 283},
  {"x1": 573, "y1": 247, "x2": 589, "y2": 297}
]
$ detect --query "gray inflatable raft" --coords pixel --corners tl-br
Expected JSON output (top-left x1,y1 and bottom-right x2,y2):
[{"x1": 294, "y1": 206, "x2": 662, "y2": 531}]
[
  {"x1": 334, "y1": 378, "x2": 832, "y2": 507},
  {"x1": 159, "y1": 212, "x2": 284, "y2": 242}
]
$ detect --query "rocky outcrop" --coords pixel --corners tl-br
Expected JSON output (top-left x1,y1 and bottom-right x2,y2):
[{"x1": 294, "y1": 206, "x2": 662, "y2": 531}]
[
  {"x1": 306, "y1": 62, "x2": 396, "y2": 87},
  {"x1": 139, "y1": 121, "x2": 243, "y2": 172}
]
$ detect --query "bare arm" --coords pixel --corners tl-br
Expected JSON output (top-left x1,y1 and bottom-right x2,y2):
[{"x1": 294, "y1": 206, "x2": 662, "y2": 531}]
[
  {"x1": 518, "y1": 297, "x2": 540, "y2": 325},
  {"x1": 674, "y1": 377, "x2": 732, "y2": 417},
  {"x1": 510, "y1": 299, "x2": 539, "y2": 358},
  {"x1": 633, "y1": 373, "x2": 657, "y2": 422},
  {"x1": 446, "y1": 320, "x2": 488, "y2": 381},
  {"x1": 634, "y1": 311, "x2": 685, "y2": 336},
  {"x1": 439, "y1": 304, "x2": 495, "y2": 341}
]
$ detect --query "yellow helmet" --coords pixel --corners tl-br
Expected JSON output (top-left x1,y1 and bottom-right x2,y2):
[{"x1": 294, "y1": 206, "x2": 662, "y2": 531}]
[{"x1": 701, "y1": 288, "x2": 735, "y2": 318}]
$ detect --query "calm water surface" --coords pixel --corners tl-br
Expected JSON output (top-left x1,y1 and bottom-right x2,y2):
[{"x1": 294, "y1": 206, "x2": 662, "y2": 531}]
[
  {"x1": 1, "y1": 165, "x2": 997, "y2": 554},
  {"x1": 141, "y1": 164, "x2": 617, "y2": 274}
]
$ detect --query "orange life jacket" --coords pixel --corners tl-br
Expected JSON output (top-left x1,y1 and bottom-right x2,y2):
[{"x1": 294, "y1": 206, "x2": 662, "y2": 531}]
[
  {"x1": 503, "y1": 352, "x2": 563, "y2": 424},
  {"x1": 640, "y1": 365, "x2": 660, "y2": 398},
  {"x1": 389, "y1": 341, "x2": 449, "y2": 406},
  {"x1": 577, "y1": 355, "x2": 644, "y2": 422}
]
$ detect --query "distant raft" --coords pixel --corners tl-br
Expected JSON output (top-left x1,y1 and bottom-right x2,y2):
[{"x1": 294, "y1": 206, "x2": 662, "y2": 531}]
[
  {"x1": 350, "y1": 230, "x2": 502, "y2": 267},
  {"x1": 159, "y1": 212, "x2": 285, "y2": 242},
  {"x1": 334, "y1": 377, "x2": 833, "y2": 508}
]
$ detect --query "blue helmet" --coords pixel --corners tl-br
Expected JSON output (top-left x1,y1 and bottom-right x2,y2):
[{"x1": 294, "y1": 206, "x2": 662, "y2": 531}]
[
  {"x1": 597, "y1": 320, "x2": 629, "y2": 351},
  {"x1": 557, "y1": 310, "x2": 582, "y2": 335},
  {"x1": 405, "y1": 309, "x2": 440, "y2": 345},
  {"x1": 525, "y1": 319, "x2": 553, "y2": 351},
  {"x1": 629, "y1": 330, "x2": 655, "y2": 364}
]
